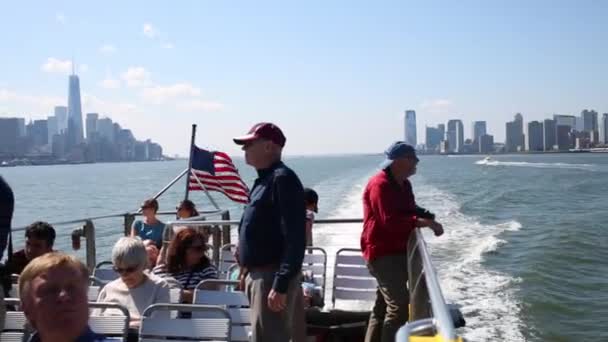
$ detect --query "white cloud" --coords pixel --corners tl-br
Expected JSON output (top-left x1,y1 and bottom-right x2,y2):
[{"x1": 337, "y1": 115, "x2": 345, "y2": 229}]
[
  {"x1": 176, "y1": 99, "x2": 224, "y2": 112},
  {"x1": 121, "y1": 67, "x2": 151, "y2": 87},
  {"x1": 0, "y1": 88, "x2": 64, "y2": 114},
  {"x1": 56, "y1": 12, "x2": 66, "y2": 24},
  {"x1": 143, "y1": 23, "x2": 158, "y2": 38},
  {"x1": 82, "y1": 93, "x2": 140, "y2": 117},
  {"x1": 141, "y1": 83, "x2": 202, "y2": 103},
  {"x1": 99, "y1": 78, "x2": 121, "y2": 89},
  {"x1": 420, "y1": 99, "x2": 454, "y2": 114},
  {"x1": 41, "y1": 58, "x2": 72, "y2": 74},
  {"x1": 99, "y1": 44, "x2": 117, "y2": 55},
  {"x1": 162, "y1": 42, "x2": 175, "y2": 49}
]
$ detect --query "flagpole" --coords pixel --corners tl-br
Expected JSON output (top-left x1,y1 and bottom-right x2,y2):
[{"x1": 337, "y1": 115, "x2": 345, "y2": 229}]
[
  {"x1": 190, "y1": 171, "x2": 221, "y2": 210},
  {"x1": 184, "y1": 124, "x2": 197, "y2": 201}
]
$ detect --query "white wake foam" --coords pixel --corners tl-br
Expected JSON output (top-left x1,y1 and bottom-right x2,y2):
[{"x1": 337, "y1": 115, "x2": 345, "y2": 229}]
[
  {"x1": 415, "y1": 180, "x2": 525, "y2": 341},
  {"x1": 475, "y1": 159, "x2": 595, "y2": 171}
]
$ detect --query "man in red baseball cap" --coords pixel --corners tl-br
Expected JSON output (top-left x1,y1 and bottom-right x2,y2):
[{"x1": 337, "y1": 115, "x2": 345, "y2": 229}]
[{"x1": 233, "y1": 122, "x2": 306, "y2": 342}]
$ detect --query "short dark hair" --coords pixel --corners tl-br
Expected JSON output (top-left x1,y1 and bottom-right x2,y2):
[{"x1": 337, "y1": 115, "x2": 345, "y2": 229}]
[
  {"x1": 304, "y1": 188, "x2": 318, "y2": 205},
  {"x1": 141, "y1": 198, "x2": 159, "y2": 212},
  {"x1": 177, "y1": 199, "x2": 199, "y2": 217},
  {"x1": 25, "y1": 221, "x2": 56, "y2": 247}
]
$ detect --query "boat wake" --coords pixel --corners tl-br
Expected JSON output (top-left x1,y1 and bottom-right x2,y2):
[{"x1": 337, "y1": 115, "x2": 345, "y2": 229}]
[
  {"x1": 415, "y1": 180, "x2": 526, "y2": 341},
  {"x1": 316, "y1": 171, "x2": 527, "y2": 340},
  {"x1": 475, "y1": 159, "x2": 596, "y2": 170}
]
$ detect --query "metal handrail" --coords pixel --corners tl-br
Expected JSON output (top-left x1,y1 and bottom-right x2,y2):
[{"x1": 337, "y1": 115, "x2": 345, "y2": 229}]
[
  {"x1": 11, "y1": 209, "x2": 228, "y2": 232},
  {"x1": 416, "y1": 229, "x2": 457, "y2": 341},
  {"x1": 164, "y1": 217, "x2": 364, "y2": 226}
]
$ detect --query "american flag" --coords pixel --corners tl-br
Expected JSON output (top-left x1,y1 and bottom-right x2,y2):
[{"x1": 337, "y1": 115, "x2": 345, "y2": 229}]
[{"x1": 188, "y1": 146, "x2": 249, "y2": 204}]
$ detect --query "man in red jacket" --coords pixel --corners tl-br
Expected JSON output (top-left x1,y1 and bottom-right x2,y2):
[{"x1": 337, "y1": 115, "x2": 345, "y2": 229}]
[{"x1": 361, "y1": 141, "x2": 444, "y2": 342}]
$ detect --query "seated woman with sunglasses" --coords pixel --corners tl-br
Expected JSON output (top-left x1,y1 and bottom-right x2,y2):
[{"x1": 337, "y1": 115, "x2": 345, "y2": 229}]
[
  {"x1": 94, "y1": 237, "x2": 172, "y2": 327},
  {"x1": 153, "y1": 228, "x2": 217, "y2": 303}
]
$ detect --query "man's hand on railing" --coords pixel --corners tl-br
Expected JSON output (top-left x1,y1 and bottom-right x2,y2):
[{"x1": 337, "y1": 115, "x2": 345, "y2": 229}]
[
  {"x1": 416, "y1": 218, "x2": 444, "y2": 237},
  {"x1": 430, "y1": 221, "x2": 444, "y2": 236}
]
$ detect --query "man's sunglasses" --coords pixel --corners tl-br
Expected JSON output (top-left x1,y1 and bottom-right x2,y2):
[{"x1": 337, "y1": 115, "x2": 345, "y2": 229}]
[{"x1": 113, "y1": 266, "x2": 138, "y2": 274}]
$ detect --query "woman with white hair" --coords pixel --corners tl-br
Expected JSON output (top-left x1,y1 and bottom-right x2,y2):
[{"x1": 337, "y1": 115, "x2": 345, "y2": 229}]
[{"x1": 95, "y1": 237, "x2": 171, "y2": 327}]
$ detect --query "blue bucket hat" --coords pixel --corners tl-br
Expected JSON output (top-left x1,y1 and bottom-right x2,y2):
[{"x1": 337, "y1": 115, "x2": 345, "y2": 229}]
[{"x1": 380, "y1": 141, "x2": 419, "y2": 169}]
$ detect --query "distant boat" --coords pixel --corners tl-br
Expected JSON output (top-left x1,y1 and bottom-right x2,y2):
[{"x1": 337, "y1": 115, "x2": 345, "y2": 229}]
[{"x1": 475, "y1": 156, "x2": 494, "y2": 165}]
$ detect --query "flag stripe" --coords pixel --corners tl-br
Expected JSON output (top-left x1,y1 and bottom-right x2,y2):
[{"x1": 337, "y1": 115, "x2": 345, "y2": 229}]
[{"x1": 188, "y1": 146, "x2": 249, "y2": 204}]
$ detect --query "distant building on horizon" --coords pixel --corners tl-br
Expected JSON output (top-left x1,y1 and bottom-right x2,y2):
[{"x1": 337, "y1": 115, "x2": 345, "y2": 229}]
[
  {"x1": 543, "y1": 119, "x2": 556, "y2": 151},
  {"x1": 506, "y1": 113, "x2": 525, "y2": 152},
  {"x1": 472, "y1": 121, "x2": 487, "y2": 141},
  {"x1": 556, "y1": 125, "x2": 573, "y2": 151},
  {"x1": 447, "y1": 119, "x2": 464, "y2": 153},
  {"x1": 425, "y1": 124, "x2": 445, "y2": 152},
  {"x1": 581, "y1": 109, "x2": 598, "y2": 133},
  {"x1": 527, "y1": 121, "x2": 544, "y2": 151},
  {"x1": 404, "y1": 110, "x2": 417, "y2": 147},
  {"x1": 553, "y1": 114, "x2": 576, "y2": 129},
  {"x1": 54, "y1": 106, "x2": 68, "y2": 133},
  {"x1": 86, "y1": 113, "x2": 99, "y2": 142},
  {"x1": 67, "y1": 71, "x2": 84, "y2": 148},
  {"x1": 479, "y1": 134, "x2": 494, "y2": 154},
  {"x1": 599, "y1": 113, "x2": 608, "y2": 145}
]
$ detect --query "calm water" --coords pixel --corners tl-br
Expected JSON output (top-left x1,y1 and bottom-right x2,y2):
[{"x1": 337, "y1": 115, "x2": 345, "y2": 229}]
[{"x1": 2, "y1": 153, "x2": 607, "y2": 341}]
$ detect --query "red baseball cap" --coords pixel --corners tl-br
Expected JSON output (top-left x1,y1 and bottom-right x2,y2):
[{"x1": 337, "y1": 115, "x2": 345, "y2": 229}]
[{"x1": 233, "y1": 122, "x2": 286, "y2": 147}]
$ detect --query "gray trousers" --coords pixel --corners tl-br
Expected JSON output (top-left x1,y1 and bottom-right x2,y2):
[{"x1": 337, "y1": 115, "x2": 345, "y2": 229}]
[
  {"x1": 364, "y1": 254, "x2": 409, "y2": 342},
  {"x1": 245, "y1": 271, "x2": 304, "y2": 342}
]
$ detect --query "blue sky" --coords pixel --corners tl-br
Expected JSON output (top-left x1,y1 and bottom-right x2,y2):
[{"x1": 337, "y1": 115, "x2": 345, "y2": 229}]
[{"x1": 1, "y1": 1, "x2": 607, "y2": 156}]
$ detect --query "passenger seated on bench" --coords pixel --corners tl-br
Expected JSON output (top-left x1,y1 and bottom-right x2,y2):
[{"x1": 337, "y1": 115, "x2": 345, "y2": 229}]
[
  {"x1": 6, "y1": 221, "x2": 56, "y2": 275},
  {"x1": 95, "y1": 237, "x2": 171, "y2": 328},
  {"x1": 20, "y1": 252, "x2": 107, "y2": 341},
  {"x1": 153, "y1": 228, "x2": 217, "y2": 303}
]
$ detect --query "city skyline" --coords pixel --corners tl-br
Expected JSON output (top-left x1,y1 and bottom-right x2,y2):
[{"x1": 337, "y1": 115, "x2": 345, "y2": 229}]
[{"x1": 1, "y1": 2, "x2": 608, "y2": 156}]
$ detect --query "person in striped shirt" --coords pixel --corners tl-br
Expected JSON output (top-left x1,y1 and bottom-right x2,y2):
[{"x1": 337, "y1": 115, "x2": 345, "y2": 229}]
[{"x1": 153, "y1": 228, "x2": 217, "y2": 303}]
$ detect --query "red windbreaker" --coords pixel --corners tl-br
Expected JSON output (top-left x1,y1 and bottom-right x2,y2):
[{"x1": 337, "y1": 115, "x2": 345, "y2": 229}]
[{"x1": 361, "y1": 169, "x2": 417, "y2": 261}]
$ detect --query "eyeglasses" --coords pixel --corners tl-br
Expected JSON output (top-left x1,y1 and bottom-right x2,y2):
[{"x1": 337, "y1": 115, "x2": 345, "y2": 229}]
[{"x1": 113, "y1": 266, "x2": 138, "y2": 274}]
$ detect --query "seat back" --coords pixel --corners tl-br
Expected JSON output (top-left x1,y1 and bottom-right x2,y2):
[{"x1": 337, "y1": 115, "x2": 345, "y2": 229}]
[
  {"x1": 193, "y1": 280, "x2": 252, "y2": 342},
  {"x1": 194, "y1": 279, "x2": 249, "y2": 307},
  {"x1": 92, "y1": 261, "x2": 119, "y2": 284},
  {"x1": 88, "y1": 285, "x2": 101, "y2": 302},
  {"x1": 332, "y1": 248, "x2": 377, "y2": 308},
  {"x1": 219, "y1": 244, "x2": 237, "y2": 276},
  {"x1": 302, "y1": 247, "x2": 328, "y2": 298},
  {"x1": 89, "y1": 302, "x2": 130, "y2": 340},
  {"x1": 1, "y1": 298, "x2": 26, "y2": 342},
  {"x1": 139, "y1": 304, "x2": 232, "y2": 341},
  {"x1": 7, "y1": 274, "x2": 19, "y2": 298}
]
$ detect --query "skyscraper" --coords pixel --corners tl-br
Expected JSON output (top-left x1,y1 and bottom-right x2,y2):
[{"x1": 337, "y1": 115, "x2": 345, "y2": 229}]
[
  {"x1": 404, "y1": 110, "x2": 417, "y2": 146},
  {"x1": 67, "y1": 70, "x2": 84, "y2": 148},
  {"x1": 581, "y1": 109, "x2": 598, "y2": 132},
  {"x1": 97, "y1": 117, "x2": 115, "y2": 142},
  {"x1": 86, "y1": 113, "x2": 99, "y2": 141},
  {"x1": 54, "y1": 106, "x2": 68, "y2": 133},
  {"x1": 527, "y1": 121, "x2": 544, "y2": 151},
  {"x1": 47, "y1": 116, "x2": 58, "y2": 146},
  {"x1": 472, "y1": 121, "x2": 487, "y2": 142},
  {"x1": 447, "y1": 119, "x2": 464, "y2": 153},
  {"x1": 553, "y1": 114, "x2": 576, "y2": 129},
  {"x1": 425, "y1": 125, "x2": 444, "y2": 152},
  {"x1": 543, "y1": 119, "x2": 556, "y2": 151},
  {"x1": 506, "y1": 114, "x2": 525, "y2": 152},
  {"x1": 600, "y1": 113, "x2": 608, "y2": 144}
]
